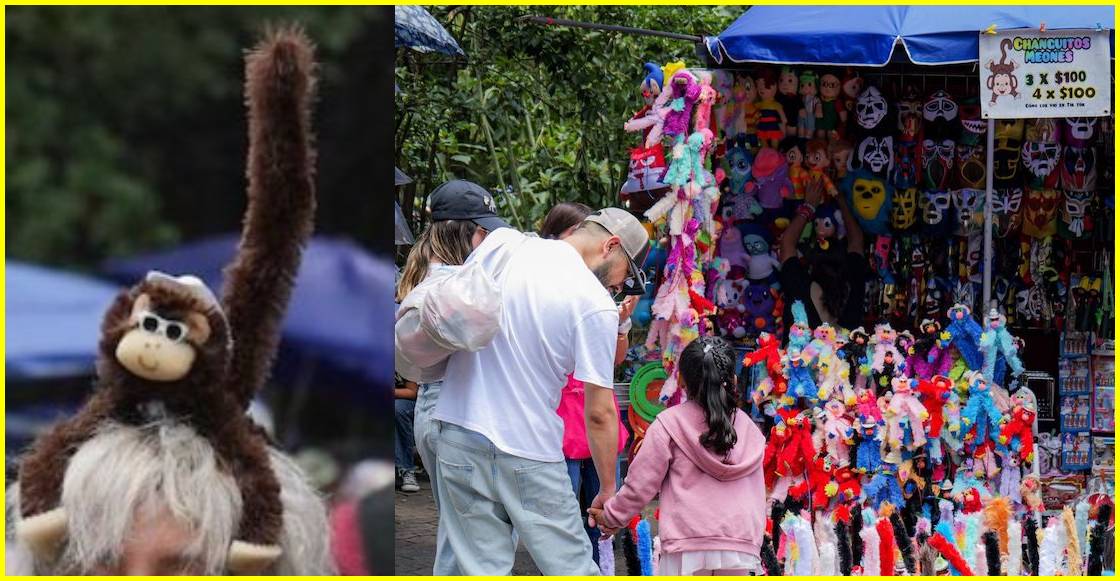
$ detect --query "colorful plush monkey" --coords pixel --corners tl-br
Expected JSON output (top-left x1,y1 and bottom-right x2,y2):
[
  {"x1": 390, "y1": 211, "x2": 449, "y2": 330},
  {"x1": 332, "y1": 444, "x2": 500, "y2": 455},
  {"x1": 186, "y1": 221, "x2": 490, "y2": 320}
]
[
  {"x1": 961, "y1": 372, "x2": 1003, "y2": 454},
  {"x1": 837, "y1": 327, "x2": 871, "y2": 385},
  {"x1": 908, "y1": 319, "x2": 954, "y2": 379},
  {"x1": 945, "y1": 304, "x2": 984, "y2": 370},
  {"x1": 979, "y1": 309, "x2": 1025, "y2": 384},
  {"x1": 744, "y1": 331, "x2": 788, "y2": 404},
  {"x1": 887, "y1": 377, "x2": 929, "y2": 450},
  {"x1": 820, "y1": 399, "x2": 856, "y2": 466},
  {"x1": 998, "y1": 388, "x2": 1037, "y2": 463}
]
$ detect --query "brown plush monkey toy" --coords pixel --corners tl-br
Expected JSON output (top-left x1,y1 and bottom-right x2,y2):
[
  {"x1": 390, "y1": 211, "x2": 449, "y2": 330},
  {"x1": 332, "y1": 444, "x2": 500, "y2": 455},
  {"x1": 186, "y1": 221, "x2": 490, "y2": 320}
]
[{"x1": 16, "y1": 27, "x2": 318, "y2": 575}]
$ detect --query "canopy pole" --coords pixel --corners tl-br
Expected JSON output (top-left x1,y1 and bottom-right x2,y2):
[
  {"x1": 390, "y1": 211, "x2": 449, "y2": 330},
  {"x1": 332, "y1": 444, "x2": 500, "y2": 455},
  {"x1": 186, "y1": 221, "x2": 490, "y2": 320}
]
[
  {"x1": 517, "y1": 15, "x2": 703, "y2": 43},
  {"x1": 983, "y1": 117, "x2": 995, "y2": 313}
]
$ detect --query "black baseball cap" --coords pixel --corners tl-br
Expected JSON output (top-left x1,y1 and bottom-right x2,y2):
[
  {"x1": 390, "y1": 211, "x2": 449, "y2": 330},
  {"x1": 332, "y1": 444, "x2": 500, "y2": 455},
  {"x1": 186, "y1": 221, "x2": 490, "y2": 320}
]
[{"x1": 427, "y1": 179, "x2": 511, "y2": 232}]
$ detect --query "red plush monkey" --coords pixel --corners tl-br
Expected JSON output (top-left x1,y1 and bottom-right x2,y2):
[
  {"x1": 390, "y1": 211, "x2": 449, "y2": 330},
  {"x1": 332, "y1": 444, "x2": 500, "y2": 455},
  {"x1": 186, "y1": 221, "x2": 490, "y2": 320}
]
[
  {"x1": 998, "y1": 392, "x2": 1037, "y2": 463},
  {"x1": 744, "y1": 332, "x2": 788, "y2": 402},
  {"x1": 916, "y1": 375, "x2": 953, "y2": 438}
]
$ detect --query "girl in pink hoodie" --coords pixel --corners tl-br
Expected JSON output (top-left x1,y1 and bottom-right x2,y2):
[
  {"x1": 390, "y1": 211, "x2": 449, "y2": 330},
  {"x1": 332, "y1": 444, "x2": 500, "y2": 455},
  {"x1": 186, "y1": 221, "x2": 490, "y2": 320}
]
[{"x1": 589, "y1": 336, "x2": 767, "y2": 575}]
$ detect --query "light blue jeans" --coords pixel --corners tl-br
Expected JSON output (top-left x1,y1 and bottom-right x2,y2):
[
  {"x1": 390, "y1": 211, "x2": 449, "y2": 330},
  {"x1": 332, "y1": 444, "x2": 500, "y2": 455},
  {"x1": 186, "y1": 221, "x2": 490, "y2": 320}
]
[
  {"x1": 435, "y1": 421, "x2": 599, "y2": 575},
  {"x1": 414, "y1": 381, "x2": 460, "y2": 575}
]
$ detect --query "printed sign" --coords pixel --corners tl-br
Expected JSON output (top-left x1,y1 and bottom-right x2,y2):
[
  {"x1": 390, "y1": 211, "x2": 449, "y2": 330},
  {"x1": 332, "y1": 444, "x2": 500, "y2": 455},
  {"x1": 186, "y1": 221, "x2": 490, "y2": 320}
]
[{"x1": 979, "y1": 29, "x2": 1111, "y2": 118}]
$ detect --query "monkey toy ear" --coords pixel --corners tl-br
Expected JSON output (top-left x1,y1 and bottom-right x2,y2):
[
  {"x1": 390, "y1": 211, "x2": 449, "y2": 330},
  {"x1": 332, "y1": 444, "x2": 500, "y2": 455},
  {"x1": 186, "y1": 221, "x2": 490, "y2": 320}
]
[
  {"x1": 15, "y1": 506, "x2": 68, "y2": 561},
  {"x1": 185, "y1": 312, "x2": 212, "y2": 345},
  {"x1": 227, "y1": 540, "x2": 282, "y2": 575},
  {"x1": 128, "y1": 293, "x2": 152, "y2": 324}
]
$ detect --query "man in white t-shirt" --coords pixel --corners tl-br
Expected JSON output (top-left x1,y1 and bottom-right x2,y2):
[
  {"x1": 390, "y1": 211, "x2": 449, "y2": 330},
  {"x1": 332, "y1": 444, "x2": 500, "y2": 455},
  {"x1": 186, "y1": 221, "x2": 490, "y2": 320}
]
[{"x1": 432, "y1": 208, "x2": 648, "y2": 575}]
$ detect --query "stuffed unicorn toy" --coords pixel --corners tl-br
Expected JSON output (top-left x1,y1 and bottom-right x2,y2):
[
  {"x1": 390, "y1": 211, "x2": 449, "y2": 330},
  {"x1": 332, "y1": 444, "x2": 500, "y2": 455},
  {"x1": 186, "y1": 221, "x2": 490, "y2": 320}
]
[
  {"x1": 945, "y1": 304, "x2": 984, "y2": 370},
  {"x1": 979, "y1": 309, "x2": 1025, "y2": 384}
]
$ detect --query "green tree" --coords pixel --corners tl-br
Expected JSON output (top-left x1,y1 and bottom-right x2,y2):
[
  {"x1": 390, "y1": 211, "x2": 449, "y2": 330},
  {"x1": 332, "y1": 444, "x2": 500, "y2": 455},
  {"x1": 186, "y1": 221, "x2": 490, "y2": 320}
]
[
  {"x1": 395, "y1": 6, "x2": 737, "y2": 234},
  {"x1": 7, "y1": 6, "x2": 394, "y2": 270}
]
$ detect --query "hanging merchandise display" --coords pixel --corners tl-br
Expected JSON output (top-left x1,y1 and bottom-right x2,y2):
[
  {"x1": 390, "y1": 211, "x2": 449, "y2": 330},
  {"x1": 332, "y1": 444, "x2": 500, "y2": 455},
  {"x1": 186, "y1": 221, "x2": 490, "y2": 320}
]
[{"x1": 611, "y1": 11, "x2": 1114, "y2": 573}]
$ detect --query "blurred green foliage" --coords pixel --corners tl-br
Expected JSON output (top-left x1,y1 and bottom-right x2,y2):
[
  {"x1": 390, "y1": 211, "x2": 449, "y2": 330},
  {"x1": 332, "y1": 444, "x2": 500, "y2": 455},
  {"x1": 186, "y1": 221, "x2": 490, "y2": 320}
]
[
  {"x1": 395, "y1": 6, "x2": 735, "y2": 234},
  {"x1": 7, "y1": 6, "x2": 394, "y2": 269}
]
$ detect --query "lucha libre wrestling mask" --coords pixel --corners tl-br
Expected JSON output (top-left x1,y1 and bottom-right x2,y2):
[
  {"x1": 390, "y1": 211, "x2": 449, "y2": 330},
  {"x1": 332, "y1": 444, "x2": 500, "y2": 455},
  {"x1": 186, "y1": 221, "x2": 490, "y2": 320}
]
[
  {"x1": 1059, "y1": 190, "x2": 1093, "y2": 240},
  {"x1": 993, "y1": 138, "x2": 1022, "y2": 188},
  {"x1": 855, "y1": 85, "x2": 889, "y2": 131},
  {"x1": 853, "y1": 134, "x2": 894, "y2": 177},
  {"x1": 1022, "y1": 187, "x2": 1059, "y2": 238},
  {"x1": 992, "y1": 188, "x2": 1024, "y2": 238},
  {"x1": 955, "y1": 143, "x2": 986, "y2": 189},
  {"x1": 842, "y1": 169, "x2": 892, "y2": 235},
  {"x1": 1021, "y1": 141, "x2": 1061, "y2": 187},
  {"x1": 922, "y1": 137, "x2": 955, "y2": 190},
  {"x1": 1059, "y1": 145, "x2": 1096, "y2": 192},
  {"x1": 958, "y1": 98, "x2": 986, "y2": 146},
  {"x1": 892, "y1": 187, "x2": 919, "y2": 231},
  {"x1": 920, "y1": 190, "x2": 954, "y2": 237},
  {"x1": 1062, "y1": 117, "x2": 1098, "y2": 147},
  {"x1": 952, "y1": 188, "x2": 985, "y2": 237},
  {"x1": 923, "y1": 89, "x2": 958, "y2": 124},
  {"x1": 896, "y1": 85, "x2": 923, "y2": 136},
  {"x1": 1024, "y1": 118, "x2": 1060, "y2": 143}
]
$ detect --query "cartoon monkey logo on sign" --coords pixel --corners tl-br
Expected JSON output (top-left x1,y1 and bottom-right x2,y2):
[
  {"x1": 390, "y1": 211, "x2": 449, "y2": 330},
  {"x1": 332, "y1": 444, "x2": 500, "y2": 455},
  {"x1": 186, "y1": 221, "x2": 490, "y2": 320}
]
[{"x1": 986, "y1": 38, "x2": 1020, "y2": 104}]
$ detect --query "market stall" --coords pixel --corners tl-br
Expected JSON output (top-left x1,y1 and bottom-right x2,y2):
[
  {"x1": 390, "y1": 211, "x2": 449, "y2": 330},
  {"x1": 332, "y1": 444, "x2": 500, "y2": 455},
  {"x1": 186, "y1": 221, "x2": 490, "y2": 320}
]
[{"x1": 612, "y1": 5, "x2": 1115, "y2": 576}]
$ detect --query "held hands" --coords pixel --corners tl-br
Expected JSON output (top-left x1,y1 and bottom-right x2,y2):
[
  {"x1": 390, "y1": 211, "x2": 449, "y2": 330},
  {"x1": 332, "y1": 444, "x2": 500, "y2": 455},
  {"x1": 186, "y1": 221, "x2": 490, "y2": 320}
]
[{"x1": 587, "y1": 491, "x2": 619, "y2": 538}]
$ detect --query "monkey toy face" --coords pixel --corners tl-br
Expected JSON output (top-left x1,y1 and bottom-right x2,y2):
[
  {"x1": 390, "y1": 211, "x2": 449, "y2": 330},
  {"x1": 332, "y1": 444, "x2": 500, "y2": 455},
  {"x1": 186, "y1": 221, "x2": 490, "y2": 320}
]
[
  {"x1": 104, "y1": 272, "x2": 229, "y2": 392},
  {"x1": 115, "y1": 293, "x2": 211, "y2": 382}
]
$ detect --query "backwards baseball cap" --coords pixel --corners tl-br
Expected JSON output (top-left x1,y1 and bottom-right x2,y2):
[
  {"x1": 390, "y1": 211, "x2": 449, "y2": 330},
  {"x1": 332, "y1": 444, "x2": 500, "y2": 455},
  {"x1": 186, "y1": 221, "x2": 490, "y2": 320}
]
[
  {"x1": 584, "y1": 207, "x2": 650, "y2": 296},
  {"x1": 427, "y1": 179, "x2": 511, "y2": 232}
]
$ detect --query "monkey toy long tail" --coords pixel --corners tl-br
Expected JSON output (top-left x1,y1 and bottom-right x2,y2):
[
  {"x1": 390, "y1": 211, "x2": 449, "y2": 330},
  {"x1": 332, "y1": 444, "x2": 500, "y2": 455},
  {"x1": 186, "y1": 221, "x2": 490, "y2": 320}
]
[{"x1": 221, "y1": 26, "x2": 318, "y2": 412}]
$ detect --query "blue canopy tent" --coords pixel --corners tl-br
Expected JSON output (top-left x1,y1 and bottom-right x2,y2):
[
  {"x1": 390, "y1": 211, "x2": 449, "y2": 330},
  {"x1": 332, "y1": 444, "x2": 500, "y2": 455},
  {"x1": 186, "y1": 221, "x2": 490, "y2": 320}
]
[
  {"x1": 703, "y1": 5, "x2": 1114, "y2": 311},
  {"x1": 705, "y1": 5, "x2": 1114, "y2": 66},
  {"x1": 103, "y1": 235, "x2": 395, "y2": 388},
  {"x1": 7, "y1": 262, "x2": 121, "y2": 380},
  {"x1": 395, "y1": 5, "x2": 464, "y2": 56}
]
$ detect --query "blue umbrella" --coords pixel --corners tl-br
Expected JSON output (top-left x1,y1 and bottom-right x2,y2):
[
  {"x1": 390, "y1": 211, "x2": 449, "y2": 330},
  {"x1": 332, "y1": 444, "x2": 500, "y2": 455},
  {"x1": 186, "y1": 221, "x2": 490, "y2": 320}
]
[
  {"x1": 395, "y1": 6, "x2": 465, "y2": 57},
  {"x1": 706, "y1": 5, "x2": 1114, "y2": 66},
  {"x1": 6, "y1": 262, "x2": 121, "y2": 380},
  {"x1": 103, "y1": 235, "x2": 394, "y2": 385}
]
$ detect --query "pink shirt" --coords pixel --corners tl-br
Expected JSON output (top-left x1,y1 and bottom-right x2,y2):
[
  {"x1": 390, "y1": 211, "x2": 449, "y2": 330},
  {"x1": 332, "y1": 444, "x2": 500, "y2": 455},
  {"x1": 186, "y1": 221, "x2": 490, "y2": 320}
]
[{"x1": 555, "y1": 375, "x2": 628, "y2": 459}]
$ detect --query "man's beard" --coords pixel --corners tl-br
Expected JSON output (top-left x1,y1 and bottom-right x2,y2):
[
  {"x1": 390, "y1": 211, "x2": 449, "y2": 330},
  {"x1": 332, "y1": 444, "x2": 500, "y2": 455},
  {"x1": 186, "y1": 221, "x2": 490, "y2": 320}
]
[{"x1": 592, "y1": 261, "x2": 613, "y2": 290}]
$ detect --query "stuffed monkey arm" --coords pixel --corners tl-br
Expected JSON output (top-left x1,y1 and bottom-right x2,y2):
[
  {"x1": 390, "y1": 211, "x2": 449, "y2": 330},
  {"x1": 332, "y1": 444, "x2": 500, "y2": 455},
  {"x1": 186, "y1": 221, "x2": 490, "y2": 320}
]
[{"x1": 220, "y1": 28, "x2": 318, "y2": 411}]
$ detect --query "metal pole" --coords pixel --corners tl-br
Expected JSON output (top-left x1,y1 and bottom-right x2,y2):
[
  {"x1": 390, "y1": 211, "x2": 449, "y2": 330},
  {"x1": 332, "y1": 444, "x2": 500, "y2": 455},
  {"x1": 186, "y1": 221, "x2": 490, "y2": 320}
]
[
  {"x1": 517, "y1": 15, "x2": 703, "y2": 43},
  {"x1": 983, "y1": 117, "x2": 995, "y2": 312}
]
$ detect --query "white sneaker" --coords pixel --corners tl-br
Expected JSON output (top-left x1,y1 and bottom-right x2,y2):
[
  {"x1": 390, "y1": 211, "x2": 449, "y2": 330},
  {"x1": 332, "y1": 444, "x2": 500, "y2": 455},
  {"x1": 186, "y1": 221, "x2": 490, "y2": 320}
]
[{"x1": 400, "y1": 470, "x2": 420, "y2": 493}]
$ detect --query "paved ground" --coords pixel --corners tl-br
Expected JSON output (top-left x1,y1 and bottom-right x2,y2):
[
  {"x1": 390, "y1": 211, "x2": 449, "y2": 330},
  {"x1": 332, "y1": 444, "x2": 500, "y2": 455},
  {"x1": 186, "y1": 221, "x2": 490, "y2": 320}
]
[{"x1": 394, "y1": 474, "x2": 542, "y2": 575}]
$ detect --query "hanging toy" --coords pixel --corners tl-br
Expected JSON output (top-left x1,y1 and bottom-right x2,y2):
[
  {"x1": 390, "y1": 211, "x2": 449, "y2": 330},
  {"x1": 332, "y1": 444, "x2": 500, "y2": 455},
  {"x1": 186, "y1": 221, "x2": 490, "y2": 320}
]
[
  {"x1": 961, "y1": 371, "x2": 1003, "y2": 451},
  {"x1": 915, "y1": 375, "x2": 953, "y2": 463},
  {"x1": 837, "y1": 327, "x2": 871, "y2": 386},
  {"x1": 887, "y1": 377, "x2": 929, "y2": 450},
  {"x1": 816, "y1": 348, "x2": 855, "y2": 405},
  {"x1": 744, "y1": 331, "x2": 788, "y2": 405},
  {"x1": 868, "y1": 323, "x2": 904, "y2": 389},
  {"x1": 829, "y1": 139, "x2": 854, "y2": 181},
  {"x1": 806, "y1": 139, "x2": 839, "y2": 200},
  {"x1": 785, "y1": 302, "x2": 818, "y2": 402},
  {"x1": 818, "y1": 399, "x2": 856, "y2": 466},
  {"x1": 745, "y1": 147, "x2": 794, "y2": 213},
  {"x1": 908, "y1": 319, "x2": 952, "y2": 379},
  {"x1": 777, "y1": 66, "x2": 801, "y2": 137},
  {"x1": 662, "y1": 71, "x2": 701, "y2": 141},
  {"x1": 797, "y1": 70, "x2": 819, "y2": 139},
  {"x1": 728, "y1": 72, "x2": 760, "y2": 147},
  {"x1": 754, "y1": 67, "x2": 786, "y2": 149},
  {"x1": 780, "y1": 136, "x2": 808, "y2": 202},
  {"x1": 814, "y1": 73, "x2": 844, "y2": 140},
  {"x1": 979, "y1": 308, "x2": 1025, "y2": 383},
  {"x1": 814, "y1": 203, "x2": 845, "y2": 252},
  {"x1": 998, "y1": 387, "x2": 1037, "y2": 464},
  {"x1": 624, "y1": 63, "x2": 678, "y2": 149},
  {"x1": 855, "y1": 389, "x2": 885, "y2": 473},
  {"x1": 713, "y1": 268, "x2": 748, "y2": 339},
  {"x1": 743, "y1": 283, "x2": 780, "y2": 336},
  {"x1": 945, "y1": 304, "x2": 983, "y2": 370},
  {"x1": 740, "y1": 222, "x2": 781, "y2": 284},
  {"x1": 840, "y1": 169, "x2": 892, "y2": 235}
]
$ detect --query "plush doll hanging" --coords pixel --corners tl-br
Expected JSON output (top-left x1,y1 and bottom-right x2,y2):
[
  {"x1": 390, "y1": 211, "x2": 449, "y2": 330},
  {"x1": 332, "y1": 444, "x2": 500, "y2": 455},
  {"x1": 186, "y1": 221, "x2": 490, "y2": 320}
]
[
  {"x1": 815, "y1": 346, "x2": 854, "y2": 404},
  {"x1": 805, "y1": 139, "x2": 839, "y2": 200},
  {"x1": 887, "y1": 377, "x2": 929, "y2": 450},
  {"x1": 745, "y1": 147, "x2": 794, "y2": 213},
  {"x1": 740, "y1": 222, "x2": 781, "y2": 284},
  {"x1": 815, "y1": 73, "x2": 845, "y2": 140},
  {"x1": 777, "y1": 67, "x2": 802, "y2": 137},
  {"x1": 754, "y1": 67, "x2": 786, "y2": 149},
  {"x1": 945, "y1": 303, "x2": 983, "y2": 370},
  {"x1": 854, "y1": 388, "x2": 885, "y2": 473},
  {"x1": 819, "y1": 398, "x2": 851, "y2": 465},
  {"x1": 620, "y1": 144, "x2": 669, "y2": 195},
  {"x1": 797, "y1": 70, "x2": 819, "y2": 139},
  {"x1": 15, "y1": 30, "x2": 318, "y2": 574},
  {"x1": 625, "y1": 62, "x2": 663, "y2": 137},
  {"x1": 1059, "y1": 190, "x2": 1094, "y2": 240},
  {"x1": 743, "y1": 283, "x2": 780, "y2": 336},
  {"x1": 992, "y1": 188, "x2": 1024, "y2": 238},
  {"x1": 916, "y1": 376, "x2": 954, "y2": 464},
  {"x1": 869, "y1": 323, "x2": 905, "y2": 376},
  {"x1": 1021, "y1": 186, "x2": 1059, "y2": 238},
  {"x1": 908, "y1": 320, "x2": 953, "y2": 379},
  {"x1": 662, "y1": 71, "x2": 701, "y2": 141},
  {"x1": 624, "y1": 64, "x2": 677, "y2": 150},
  {"x1": 729, "y1": 72, "x2": 760, "y2": 147},
  {"x1": 998, "y1": 387, "x2": 1037, "y2": 464},
  {"x1": 840, "y1": 169, "x2": 892, "y2": 236},
  {"x1": 713, "y1": 268, "x2": 749, "y2": 339},
  {"x1": 1060, "y1": 145, "x2": 1097, "y2": 192},
  {"x1": 779, "y1": 136, "x2": 808, "y2": 201},
  {"x1": 711, "y1": 69, "x2": 736, "y2": 140},
  {"x1": 961, "y1": 371, "x2": 1004, "y2": 456},
  {"x1": 744, "y1": 331, "x2": 789, "y2": 405},
  {"x1": 814, "y1": 203, "x2": 845, "y2": 251},
  {"x1": 979, "y1": 308, "x2": 1025, "y2": 384},
  {"x1": 829, "y1": 139, "x2": 854, "y2": 181}
]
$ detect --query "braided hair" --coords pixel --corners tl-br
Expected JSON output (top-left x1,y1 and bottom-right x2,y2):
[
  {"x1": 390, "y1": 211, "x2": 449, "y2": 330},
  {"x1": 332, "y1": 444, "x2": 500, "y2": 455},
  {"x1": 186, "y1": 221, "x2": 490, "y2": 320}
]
[{"x1": 678, "y1": 336, "x2": 740, "y2": 457}]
